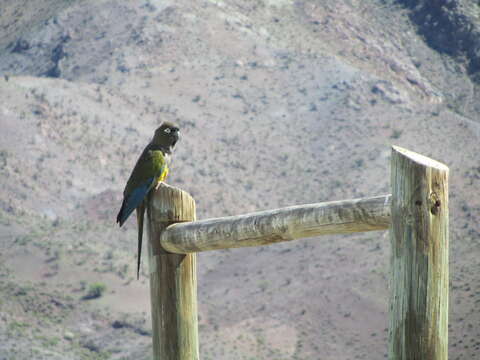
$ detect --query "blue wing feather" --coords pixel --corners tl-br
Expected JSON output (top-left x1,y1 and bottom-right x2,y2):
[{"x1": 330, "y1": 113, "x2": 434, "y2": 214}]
[{"x1": 117, "y1": 178, "x2": 155, "y2": 226}]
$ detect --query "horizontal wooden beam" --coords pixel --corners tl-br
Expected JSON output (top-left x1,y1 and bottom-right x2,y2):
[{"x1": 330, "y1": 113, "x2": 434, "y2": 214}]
[{"x1": 159, "y1": 194, "x2": 391, "y2": 254}]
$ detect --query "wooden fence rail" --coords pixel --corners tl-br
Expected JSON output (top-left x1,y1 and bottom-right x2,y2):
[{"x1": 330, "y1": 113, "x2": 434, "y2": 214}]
[
  {"x1": 145, "y1": 146, "x2": 449, "y2": 360},
  {"x1": 158, "y1": 194, "x2": 391, "y2": 253}
]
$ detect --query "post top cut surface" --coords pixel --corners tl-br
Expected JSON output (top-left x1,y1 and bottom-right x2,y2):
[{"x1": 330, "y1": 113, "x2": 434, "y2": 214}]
[
  {"x1": 150, "y1": 182, "x2": 196, "y2": 222},
  {"x1": 392, "y1": 146, "x2": 449, "y2": 171}
]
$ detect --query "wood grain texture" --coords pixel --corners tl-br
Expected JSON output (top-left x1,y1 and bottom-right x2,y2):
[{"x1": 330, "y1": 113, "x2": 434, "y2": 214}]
[
  {"x1": 389, "y1": 146, "x2": 449, "y2": 360},
  {"x1": 146, "y1": 183, "x2": 199, "y2": 360},
  {"x1": 160, "y1": 194, "x2": 391, "y2": 253}
]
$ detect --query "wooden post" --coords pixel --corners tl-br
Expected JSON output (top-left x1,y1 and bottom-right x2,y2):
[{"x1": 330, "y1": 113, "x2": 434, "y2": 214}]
[
  {"x1": 389, "y1": 146, "x2": 449, "y2": 360},
  {"x1": 146, "y1": 183, "x2": 199, "y2": 360}
]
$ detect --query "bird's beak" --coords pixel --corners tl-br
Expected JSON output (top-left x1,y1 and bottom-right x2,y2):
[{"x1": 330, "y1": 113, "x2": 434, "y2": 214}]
[{"x1": 172, "y1": 130, "x2": 179, "y2": 145}]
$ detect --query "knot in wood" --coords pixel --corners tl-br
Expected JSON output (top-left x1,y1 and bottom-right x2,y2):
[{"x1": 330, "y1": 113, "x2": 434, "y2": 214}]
[{"x1": 428, "y1": 192, "x2": 441, "y2": 215}]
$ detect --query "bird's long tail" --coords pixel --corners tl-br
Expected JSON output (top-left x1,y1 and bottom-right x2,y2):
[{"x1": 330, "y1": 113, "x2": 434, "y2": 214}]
[{"x1": 136, "y1": 203, "x2": 146, "y2": 280}]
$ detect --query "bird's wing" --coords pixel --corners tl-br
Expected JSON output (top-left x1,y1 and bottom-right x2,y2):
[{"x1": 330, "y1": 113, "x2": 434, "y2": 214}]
[
  {"x1": 116, "y1": 178, "x2": 154, "y2": 227},
  {"x1": 136, "y1": 202, "x2": 145, "y2": 280},
  {"x1": 117, "y1": 149, "x2": 167, "y2": 226}
]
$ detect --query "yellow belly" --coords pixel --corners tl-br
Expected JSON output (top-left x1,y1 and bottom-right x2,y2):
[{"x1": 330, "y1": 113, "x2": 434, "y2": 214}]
[{"x1": 158, "y1": 165, "x2": 169, "y2": 182}]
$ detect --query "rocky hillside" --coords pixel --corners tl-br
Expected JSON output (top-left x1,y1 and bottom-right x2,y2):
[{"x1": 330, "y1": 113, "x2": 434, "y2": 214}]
[{"x1": 0, "y1": 0, "x2": 479, "y2": 359}]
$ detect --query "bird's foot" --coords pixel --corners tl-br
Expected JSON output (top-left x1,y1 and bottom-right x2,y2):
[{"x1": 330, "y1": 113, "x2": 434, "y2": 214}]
[{"x1": 155, "y1": 181, "x2": 164, "y2": 190}]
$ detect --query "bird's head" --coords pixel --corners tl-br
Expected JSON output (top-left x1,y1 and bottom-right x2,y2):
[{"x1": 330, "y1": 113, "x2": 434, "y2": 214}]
[{"x1": 152, "y1": 122, "x2": 180, "y2": 151}]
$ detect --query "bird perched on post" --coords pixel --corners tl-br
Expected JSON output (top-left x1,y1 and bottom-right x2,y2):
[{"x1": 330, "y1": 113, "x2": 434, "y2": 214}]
[{"x1": 116, "y1": 122, "x2": 180, "y2": 279}]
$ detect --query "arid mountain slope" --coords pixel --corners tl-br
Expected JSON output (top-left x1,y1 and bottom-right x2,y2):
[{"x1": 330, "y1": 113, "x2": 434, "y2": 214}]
[{"x1": 1, "y1": 1, "x2": 479, "y2": 359}]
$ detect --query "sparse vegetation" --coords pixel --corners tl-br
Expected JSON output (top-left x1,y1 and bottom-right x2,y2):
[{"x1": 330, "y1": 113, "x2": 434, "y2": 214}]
[
  {"x1": 390, "y1": 129, "x2": 403, "y2": 139},
  {"x1": 83, "y1": 282, "x2": 107, "y2": 300},
  {"x1": 0, "y1": 149, "x2": 8, "y2": 169},
  {"x1": 354, "y1": 158, "x2": 365, "y2": 168}
]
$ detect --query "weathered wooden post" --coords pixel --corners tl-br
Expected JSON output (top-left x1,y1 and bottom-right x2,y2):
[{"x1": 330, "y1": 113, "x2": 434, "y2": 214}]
[
  {"x1": 146, "y1": 183, "x2": 199, "y2": 360},
  {"x1": 389, "y1": 146, "x2": 449, "y2": 360}
]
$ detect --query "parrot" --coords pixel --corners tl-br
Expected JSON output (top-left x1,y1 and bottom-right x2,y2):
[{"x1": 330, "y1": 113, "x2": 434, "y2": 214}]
[{"x1": 116, "y1": 122, "x2": 180, "y2": 279}]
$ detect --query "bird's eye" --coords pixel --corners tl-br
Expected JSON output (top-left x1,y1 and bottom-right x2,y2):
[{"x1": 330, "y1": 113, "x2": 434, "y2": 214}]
[{"x1": 164, "y1": 128, "x2": 171, "y2": 134}]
